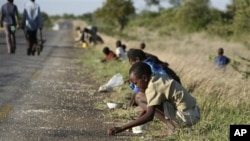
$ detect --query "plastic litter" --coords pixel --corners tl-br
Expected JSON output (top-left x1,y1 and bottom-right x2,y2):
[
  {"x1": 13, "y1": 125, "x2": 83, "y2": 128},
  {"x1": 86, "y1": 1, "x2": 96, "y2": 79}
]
[{"x1": 98, "y1": 73, "x2": 124, "y2": 92}]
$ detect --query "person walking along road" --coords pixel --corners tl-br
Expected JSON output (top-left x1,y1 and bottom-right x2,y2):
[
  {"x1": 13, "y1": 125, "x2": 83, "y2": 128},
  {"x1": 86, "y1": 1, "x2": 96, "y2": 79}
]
[
  {"x1": 0, "y1": 0, "x2": 19, "y2": 54},
  {"x1": 21, "y1": 0, "x2": 43, "y2": 56}
]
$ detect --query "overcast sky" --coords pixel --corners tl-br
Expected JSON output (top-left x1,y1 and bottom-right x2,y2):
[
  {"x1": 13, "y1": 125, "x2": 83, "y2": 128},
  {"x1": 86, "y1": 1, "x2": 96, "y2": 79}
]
[{"x1": 0, "y1": 0, "x2": 232, "y2": 16}]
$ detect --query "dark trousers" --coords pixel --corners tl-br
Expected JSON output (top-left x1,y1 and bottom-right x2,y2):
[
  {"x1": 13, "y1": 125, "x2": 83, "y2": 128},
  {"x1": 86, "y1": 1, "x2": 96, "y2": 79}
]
[{"x1": 26, "y1": 30, "x2": 37, "y2": 55}]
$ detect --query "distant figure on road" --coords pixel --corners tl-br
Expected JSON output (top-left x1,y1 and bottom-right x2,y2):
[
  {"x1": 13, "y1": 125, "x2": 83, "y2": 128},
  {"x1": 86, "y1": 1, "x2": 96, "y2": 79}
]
[
  {"x1": 215, "y1": 48, "x2": 230, "y2": 70},
  {"x1": 0, "y1": 0, "x2": 20, "y2": 54},
  {"x1": 21, "y1": 0, "x2": 43, "y2": 56}
]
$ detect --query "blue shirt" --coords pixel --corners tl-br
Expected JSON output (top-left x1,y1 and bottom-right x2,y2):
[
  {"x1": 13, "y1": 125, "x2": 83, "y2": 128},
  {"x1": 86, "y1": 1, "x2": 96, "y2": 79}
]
[
  {"x1": 1, "y1": 2, "x2": 18, "y2": 25},
  {"x1": 23, "y1": 1, "x2": 43, "y2": 31},
  {"x1": 130, "y1": 58, "x2": 168, "y2": 93},
  {"x1": 215, "y1": 55, "x2": 229, "y2": 68}
]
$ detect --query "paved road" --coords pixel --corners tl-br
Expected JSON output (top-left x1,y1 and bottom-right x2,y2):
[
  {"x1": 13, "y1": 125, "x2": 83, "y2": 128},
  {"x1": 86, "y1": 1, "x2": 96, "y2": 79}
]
[{"x1": 0, "y1": 23, "x2": 130, "y2": 141}]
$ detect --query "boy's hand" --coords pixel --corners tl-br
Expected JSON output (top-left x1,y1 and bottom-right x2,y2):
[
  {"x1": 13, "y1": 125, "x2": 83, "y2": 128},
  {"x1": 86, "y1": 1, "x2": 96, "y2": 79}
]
[{"x1": 107, "y1": 127, "x2": 123, "y2": 135}]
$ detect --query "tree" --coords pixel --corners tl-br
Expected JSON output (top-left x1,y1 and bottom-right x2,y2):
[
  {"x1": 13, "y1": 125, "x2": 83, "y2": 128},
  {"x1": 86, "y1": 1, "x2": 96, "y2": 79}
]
[
  {"x1": 176, "y1": 0, "x2": 211, "y2": 32},
  {"x1": 230, "y1": 0, "x2": 250, "y2": 35},
  {"x1": 41, "y1": 12, "x2": 53, "y2": 29},
  {"x1": 95, "y1": 0, "x2": 135, "y2": 31},
  {"x1": 144, "y1": 0, "x2": 163, "y2": 12},
  {"x1": 168, "y1": 0, "x2": 183, "y2": 8}
]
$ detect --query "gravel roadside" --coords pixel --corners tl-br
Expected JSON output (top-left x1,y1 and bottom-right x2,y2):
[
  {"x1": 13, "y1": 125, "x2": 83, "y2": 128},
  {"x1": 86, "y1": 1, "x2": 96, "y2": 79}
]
[{"x1": 0, "y1": 28, "x2": 131, "y2": 141}]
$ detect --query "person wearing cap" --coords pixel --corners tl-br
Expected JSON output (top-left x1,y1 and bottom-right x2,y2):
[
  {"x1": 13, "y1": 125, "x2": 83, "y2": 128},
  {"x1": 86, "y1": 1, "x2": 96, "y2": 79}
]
[{"x1": 0, "y1": 0, "x2": 19, "y2": 54}]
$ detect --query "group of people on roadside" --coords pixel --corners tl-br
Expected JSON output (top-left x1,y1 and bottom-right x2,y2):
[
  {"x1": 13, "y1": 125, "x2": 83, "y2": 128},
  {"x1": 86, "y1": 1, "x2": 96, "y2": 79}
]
[
  {"x1": 100, "y1": 40, "x2": 201, "y2": 136},
  {"x1": 101, "y1": 40, "x2": 127, "y2": 62},
  {"x1": 101, "y1": 37, "x2": 231, "y2": 136},
  {"x1": 102, "y1": 40, "x2": 148, "y2": 62},
  {"x1": 0, "y1": 0, "x2": 44, "y2": 56}
]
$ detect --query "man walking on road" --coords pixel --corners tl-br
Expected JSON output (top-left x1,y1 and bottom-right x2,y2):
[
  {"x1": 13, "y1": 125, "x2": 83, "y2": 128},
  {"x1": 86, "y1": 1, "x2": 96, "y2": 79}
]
[
  {"x1": 21, "y1": 0, "x2": 43, "y2": 56},
  {"x1": 0, "y1": 0, "x2": 19, "y2": 54}
]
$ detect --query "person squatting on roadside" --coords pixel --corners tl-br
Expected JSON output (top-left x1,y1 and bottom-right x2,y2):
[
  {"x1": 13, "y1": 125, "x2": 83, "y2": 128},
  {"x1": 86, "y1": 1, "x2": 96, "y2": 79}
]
[
  {"x1": 126, "y1": 48, "x2": 171, "y2": 107},
  {"x1": 21, "y1": 0, "x2": 43, "y2": 56},
  {"x1": 115, "y1": 40, "x2": 127, "y2": 61},
  {"x1": 74, "y1": 26, "x2": 89, "y2": 47},
  {"x1": 101, "y1": 46, "x2": 118, "y2": 62},
  {"x1": 0, "y1": 0, "x2": 19, "y2": 54},
  {"x1": 107, "y1": 62, "x2": 200, "y2": 135}
]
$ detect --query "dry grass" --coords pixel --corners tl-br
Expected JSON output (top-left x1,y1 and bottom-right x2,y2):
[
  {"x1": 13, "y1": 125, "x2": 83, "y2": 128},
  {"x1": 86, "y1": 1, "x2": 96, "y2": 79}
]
[{"x1": 0, "y1": 104, "x2": 13, "y2": 124}]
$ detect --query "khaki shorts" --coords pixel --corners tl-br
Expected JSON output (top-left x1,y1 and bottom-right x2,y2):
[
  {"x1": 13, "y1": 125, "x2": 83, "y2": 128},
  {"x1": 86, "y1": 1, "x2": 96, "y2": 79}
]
[{"x1": 163, "y1": 101, "x2": 200, "y2": 126}]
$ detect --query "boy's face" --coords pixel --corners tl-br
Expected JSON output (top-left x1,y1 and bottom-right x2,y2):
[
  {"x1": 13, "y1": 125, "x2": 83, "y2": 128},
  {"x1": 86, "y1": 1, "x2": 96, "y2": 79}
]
[{"x1": 129, "y1": 72, "x2": 148, "y2": 91}]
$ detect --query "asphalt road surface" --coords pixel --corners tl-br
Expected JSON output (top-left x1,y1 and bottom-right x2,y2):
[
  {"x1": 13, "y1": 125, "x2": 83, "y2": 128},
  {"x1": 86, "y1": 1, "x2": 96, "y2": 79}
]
[{"x1": 0, "y1": 22, "x2": 130, "y2": 141}]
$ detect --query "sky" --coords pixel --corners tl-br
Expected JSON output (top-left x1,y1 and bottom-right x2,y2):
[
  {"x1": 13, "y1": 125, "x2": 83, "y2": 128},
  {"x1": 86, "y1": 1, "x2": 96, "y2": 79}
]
[{"x1": 0, "y1": 0, "x2": 232, "y2": 16}]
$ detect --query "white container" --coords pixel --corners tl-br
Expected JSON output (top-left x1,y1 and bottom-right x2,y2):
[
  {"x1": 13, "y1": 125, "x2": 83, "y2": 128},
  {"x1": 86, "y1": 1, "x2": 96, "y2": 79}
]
[
  {"x1": 106, "y1": 102, "x2": 123, "y2": 109},
  {"x1": 132, "y1": 125, "x2": 145, "y2": 134}
]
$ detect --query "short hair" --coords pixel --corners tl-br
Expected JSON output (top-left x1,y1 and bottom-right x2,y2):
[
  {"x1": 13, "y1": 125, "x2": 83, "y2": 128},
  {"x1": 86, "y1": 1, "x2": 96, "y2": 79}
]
[
  {"x1": 116, "y1": 40, "x2": 122, "y2": 47},
  {"x1": 121, "y1": 44, "x2": 126, "y2": 50},
  {"x1": 140, "y1": 42, "x2": 146, "y2": 50},
  {"x1": 218, "y1": 48, "x2": 224, "y2": 55},
  {"x1": 127, "y1": 48, "x2": 147, "y2": 61},
  {"x1": 129, "y1": 62, "x2": 152, "y2": 78},
  {"x1": 103, "y1": 47, "x2": 110, "y2": 55}
]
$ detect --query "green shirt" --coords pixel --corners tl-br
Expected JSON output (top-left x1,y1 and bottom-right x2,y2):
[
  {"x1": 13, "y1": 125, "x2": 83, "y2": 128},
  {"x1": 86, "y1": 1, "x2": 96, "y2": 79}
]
[{"x1": 146, "y1": 73, "x2": 197, "y2": 112}]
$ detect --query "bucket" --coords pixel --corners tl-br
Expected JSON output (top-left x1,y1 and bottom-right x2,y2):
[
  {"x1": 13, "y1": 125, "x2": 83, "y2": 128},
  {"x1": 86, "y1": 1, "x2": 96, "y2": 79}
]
[{"x1": 82, "y1": 42, "x2": 88, "y2": 48}]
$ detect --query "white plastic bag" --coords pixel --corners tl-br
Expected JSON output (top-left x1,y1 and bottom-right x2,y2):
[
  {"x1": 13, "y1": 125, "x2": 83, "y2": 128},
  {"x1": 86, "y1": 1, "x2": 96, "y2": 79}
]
[{"x1": 98, "y1": 73, "x2": 124, "y2": 92}]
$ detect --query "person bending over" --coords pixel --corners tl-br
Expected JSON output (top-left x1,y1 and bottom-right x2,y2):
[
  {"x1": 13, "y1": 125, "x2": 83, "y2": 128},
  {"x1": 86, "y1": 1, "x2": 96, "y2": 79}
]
[{"x1": 107, "y1": 62, "x2": 200, "y2": 135}]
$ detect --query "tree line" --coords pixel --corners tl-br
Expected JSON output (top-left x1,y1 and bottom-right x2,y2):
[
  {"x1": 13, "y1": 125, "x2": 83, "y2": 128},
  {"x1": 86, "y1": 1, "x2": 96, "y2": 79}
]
[{"x1": 91, "y1": 0, "x2": 250, "y2": 39}]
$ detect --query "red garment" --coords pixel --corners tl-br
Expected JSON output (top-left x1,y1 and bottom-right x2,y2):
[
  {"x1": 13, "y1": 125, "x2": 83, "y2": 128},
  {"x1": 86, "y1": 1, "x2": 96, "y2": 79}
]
[{"x1": 106, "y1": 51, "x2": 117, "y2": 60}]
